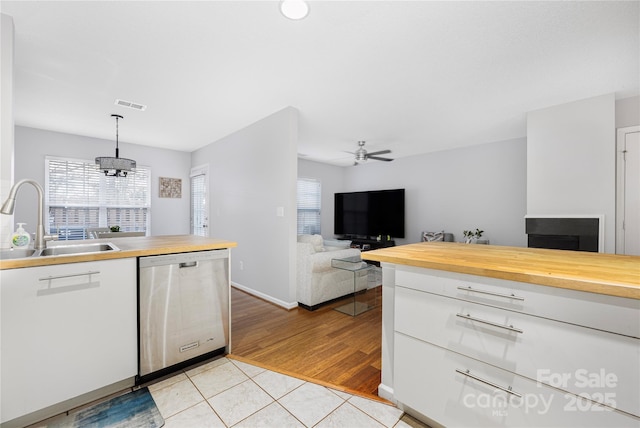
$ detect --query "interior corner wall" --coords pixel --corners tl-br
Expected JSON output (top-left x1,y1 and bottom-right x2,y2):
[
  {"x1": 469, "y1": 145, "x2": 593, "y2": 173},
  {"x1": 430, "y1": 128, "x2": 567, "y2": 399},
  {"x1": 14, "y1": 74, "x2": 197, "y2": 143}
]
[
  {"x1": 1, "y1": 13, "x2": 15, "y2": 249},
  {"x1": 331, "y1": 138, "x2": 527, "y2": 247},
  {"x1": 191, "y1": 107, "x2": 298, "y2": 307},
  {"x1": 12, "y1": 126, "x2": 191, "y2": 237},
  {"x1": 527, "y1": 93, "x2": 616, "y2": 253}
]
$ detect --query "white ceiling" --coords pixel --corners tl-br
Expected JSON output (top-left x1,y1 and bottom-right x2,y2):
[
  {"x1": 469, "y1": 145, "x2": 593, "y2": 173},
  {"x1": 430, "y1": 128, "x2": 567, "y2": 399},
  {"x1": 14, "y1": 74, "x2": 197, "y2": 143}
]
[{"x1": 2, "y1": 1, "x2": 638, "y2": 166}]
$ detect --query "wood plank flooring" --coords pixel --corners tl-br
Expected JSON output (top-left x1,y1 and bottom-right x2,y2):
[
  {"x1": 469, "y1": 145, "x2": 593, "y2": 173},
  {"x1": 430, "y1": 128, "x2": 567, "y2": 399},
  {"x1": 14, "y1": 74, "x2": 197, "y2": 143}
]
[{"x1": 230, "y1": 286, "x2": 382, "y2": 399}]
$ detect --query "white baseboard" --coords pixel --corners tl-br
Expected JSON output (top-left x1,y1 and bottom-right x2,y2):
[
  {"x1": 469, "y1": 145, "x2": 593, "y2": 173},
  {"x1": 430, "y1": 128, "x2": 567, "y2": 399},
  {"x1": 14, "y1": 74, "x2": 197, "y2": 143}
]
[
  {"x1": 231, "y1": 282, "x2": 298, "y2": 310},
  {"x1": 377, "y1": 383, "x2": 395, "y2": 403}
]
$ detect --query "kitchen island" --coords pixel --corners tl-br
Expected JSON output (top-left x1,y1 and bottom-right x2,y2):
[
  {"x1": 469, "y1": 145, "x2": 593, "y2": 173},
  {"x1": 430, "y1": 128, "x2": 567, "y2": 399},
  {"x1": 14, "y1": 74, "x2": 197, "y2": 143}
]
[
  {"x1": 362, "y1": 242, "x2": 640, "y2": 427},
  {"x1": 0, "y1": 235, "x2": 237, "y2": 428}
]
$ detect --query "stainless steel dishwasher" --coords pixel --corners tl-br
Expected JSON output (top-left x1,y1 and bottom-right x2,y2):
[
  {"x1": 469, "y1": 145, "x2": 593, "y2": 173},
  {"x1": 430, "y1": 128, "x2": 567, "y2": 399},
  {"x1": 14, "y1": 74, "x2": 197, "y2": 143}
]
[{"x1": 138, "y1": 249, "x2": 229, "y2": 383}]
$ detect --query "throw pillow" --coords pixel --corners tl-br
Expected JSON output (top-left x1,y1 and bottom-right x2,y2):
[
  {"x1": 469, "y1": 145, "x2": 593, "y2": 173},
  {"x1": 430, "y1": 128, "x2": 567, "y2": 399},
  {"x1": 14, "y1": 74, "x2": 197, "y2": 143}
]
[{"x1": 422, "y1": 231, "x2": 445, "y2": 242}]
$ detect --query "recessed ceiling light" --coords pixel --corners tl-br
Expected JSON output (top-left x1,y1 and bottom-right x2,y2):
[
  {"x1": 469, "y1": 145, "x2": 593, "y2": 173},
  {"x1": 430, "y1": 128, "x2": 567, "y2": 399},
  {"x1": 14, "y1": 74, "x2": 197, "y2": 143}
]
[
  {"x1": 280, "y1": 0, "x2": 309, "y2": 20},
  {"x1": 115, "y1": 99, "x2": 147, "y2": 111}
]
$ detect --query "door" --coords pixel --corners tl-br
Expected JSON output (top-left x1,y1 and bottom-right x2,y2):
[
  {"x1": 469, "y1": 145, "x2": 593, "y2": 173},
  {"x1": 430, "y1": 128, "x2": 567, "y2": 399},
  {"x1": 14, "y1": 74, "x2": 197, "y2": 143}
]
[
  {"x1": 190, "y1": 164, "x2": 209, "y2": 237},
  {"x1": 616, "y1": 126, "x2": 640, "y2": 255}
]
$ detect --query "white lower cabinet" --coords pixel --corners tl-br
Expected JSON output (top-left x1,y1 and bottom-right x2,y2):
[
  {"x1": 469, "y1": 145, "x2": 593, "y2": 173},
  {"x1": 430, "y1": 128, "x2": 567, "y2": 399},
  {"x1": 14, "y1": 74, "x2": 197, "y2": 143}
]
[
  {"x1": 392, "y1": 266, "x2": 640, "y2": 427},
  {"x1": 395, "y1": 334, "x2": 637, "y2": 427},
  {"x1": 1, "y1": 258, "x2": 138, "y2": 424}
]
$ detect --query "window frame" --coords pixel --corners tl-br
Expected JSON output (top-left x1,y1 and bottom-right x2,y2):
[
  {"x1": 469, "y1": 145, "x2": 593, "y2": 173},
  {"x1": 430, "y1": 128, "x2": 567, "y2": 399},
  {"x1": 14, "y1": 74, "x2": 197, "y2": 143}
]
[{"x1": 45, "y1": 155, "x2": 151, "y2": 240}]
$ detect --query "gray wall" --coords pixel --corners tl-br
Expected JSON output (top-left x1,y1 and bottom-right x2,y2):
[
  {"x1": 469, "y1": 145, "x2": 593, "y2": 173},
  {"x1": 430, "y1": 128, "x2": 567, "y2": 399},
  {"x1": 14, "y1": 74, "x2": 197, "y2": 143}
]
[
  {"x1": 527, "y1": 94, "x2": 616, "y2": 253},
  {"x1": 300, "y1": 138, "x2": 528, "y2": 247},
  {"x1": 191, "y1": 107, "x2": 299, "y2": 308},
  {"x1": 12, "y1": 126, "x2": 191, "y2": 237},
  {"x1": 616, "y1": 95, "x2": 640, "y2": 128},
  {"x1": 343, "y1": 138, "x2": 528, "y2": 247}
]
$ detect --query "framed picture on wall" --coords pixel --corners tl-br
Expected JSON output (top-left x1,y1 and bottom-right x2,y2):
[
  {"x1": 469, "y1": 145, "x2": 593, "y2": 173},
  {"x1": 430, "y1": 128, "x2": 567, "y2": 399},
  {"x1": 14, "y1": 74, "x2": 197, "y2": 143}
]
[{"x1": 159, "y1": 177, "x2": 182, "y2": 198}]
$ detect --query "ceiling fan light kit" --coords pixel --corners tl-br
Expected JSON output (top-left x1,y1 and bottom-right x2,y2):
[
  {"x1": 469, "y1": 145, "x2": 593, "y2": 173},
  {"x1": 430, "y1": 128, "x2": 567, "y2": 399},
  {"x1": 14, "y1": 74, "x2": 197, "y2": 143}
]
[
  {"x1": 352, "y1": 141, "x2": 394, "y2": 165},
  {"x1": 95, "y1": 114, "x2": 136, "y2": 177}
]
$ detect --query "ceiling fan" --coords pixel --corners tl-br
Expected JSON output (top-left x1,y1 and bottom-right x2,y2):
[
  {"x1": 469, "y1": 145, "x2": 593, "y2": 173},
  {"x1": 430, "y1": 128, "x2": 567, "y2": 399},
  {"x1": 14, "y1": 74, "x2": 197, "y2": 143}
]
[{"x1": 350, "y1": 141, "x2": 394, "y2": 165}]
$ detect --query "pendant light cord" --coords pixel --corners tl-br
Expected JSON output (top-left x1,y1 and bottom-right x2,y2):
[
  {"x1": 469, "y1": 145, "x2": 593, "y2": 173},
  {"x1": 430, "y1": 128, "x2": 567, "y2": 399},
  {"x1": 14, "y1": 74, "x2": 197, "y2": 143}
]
[{"x1": 112, "y1": 114, "x2": 123, "y2": 159}]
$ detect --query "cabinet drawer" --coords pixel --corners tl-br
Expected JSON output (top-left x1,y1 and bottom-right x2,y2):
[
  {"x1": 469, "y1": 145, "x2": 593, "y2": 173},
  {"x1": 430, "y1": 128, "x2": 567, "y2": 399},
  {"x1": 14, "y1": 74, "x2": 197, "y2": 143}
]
[
  {"x1": 396, "y1": 266, "x2": 640, "y2": 337},
  {"x1": 394, "y1": 334, "x2": 638, "y2": 427},
  {"x1": 395, "y1": 286, "x2": 640, "y2": 417}
]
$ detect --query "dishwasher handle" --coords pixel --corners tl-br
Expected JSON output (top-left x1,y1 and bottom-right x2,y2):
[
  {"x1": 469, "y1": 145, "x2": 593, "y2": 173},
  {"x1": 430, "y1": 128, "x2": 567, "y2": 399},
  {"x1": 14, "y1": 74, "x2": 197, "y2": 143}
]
[{"x1": 179, "y1": 261, "x2": 198, "y2": 268}]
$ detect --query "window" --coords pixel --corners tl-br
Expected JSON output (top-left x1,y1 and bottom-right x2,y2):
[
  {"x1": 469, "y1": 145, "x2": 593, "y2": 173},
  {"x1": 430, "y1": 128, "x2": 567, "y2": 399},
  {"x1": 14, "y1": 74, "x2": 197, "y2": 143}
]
[
  {"x1": 190, "y1": 165, "x2": 209, "y2": 237},
  {"x1": 46, "y1": 156, "x2": 151, "y2": 240},
  {"x1": 297, "y1": 178, "x2": 321, "y2": 235}
]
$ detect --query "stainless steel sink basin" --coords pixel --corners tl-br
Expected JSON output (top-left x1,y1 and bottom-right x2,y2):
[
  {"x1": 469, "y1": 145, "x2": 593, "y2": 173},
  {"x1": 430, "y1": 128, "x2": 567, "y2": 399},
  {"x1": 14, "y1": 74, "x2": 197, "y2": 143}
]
[
  {"x1": 39, "y1": 242, "x2": 120, "y2": 256},
  {"x1": 0, "y1": 248, "x2": 38, "y2": 260},
  {"x1": 0, "y1": 242, "x2": 120, "y2": 260}
]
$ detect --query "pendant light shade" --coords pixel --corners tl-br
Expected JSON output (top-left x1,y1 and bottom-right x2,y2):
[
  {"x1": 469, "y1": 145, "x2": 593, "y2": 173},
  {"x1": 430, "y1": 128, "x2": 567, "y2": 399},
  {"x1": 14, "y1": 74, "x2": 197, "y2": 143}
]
[{"x1": 96, "y1": 114, "x2": 136, "y2": 177}]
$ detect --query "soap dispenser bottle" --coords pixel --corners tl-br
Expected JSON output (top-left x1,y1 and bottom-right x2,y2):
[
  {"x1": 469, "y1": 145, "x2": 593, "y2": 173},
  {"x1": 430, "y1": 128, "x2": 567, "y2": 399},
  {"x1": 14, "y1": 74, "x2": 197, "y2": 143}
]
[{"x1": 11, "y1": 223, "x2": 31, "y2": 248}]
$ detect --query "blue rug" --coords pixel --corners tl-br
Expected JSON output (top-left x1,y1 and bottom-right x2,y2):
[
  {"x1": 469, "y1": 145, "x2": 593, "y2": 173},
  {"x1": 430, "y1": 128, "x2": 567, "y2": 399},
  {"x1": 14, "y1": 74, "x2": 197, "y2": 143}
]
[{"x1": 48, "y1": 387, "x2": 164, "y2": 428}]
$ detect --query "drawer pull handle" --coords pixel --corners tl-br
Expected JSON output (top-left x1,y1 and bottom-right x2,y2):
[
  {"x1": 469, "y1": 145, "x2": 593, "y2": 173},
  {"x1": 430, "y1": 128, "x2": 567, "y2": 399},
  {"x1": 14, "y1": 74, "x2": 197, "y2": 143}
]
[
  {"x1": 457, "y1": 286, "x2": 524, "y2": 301},
  {"x1": 39, "y1": 271, "x2": 100, "y2": 281},
  {"x1": 456, "y1": 369, "x2": 522, "y2": 398},
  {"x1": 456, "y1": 313, "x2": 523, "y2": 334}
]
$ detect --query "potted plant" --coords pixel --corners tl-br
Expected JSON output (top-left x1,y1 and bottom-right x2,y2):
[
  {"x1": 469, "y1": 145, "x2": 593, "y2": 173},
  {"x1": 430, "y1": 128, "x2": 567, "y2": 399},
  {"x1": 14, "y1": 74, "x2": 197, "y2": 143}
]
[
  {"x1": 463, "y1": 228, "x2": 485, "y2": 244},
  {"x1": 110, "y1": 225, "x2": 120, "y2": 232}
]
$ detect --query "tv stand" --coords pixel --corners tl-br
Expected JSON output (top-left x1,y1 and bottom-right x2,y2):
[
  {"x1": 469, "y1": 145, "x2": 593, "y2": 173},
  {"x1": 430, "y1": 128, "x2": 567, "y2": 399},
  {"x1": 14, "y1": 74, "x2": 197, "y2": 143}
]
[{"x1": 349, "y1": 238, "x2": 395, "y2": 251}]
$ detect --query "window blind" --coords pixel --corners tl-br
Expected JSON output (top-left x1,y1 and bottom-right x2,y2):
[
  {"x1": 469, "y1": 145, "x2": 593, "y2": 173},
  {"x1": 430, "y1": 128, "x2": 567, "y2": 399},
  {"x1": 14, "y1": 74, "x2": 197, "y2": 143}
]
[
  {"x1": 191, "y1": 173, "x2": 207, "y2": 237},
  {"x1": 46, "y1": 156, "x2": 151, "y2": 240},
  {"x1": 297, "y1": 178, "x2": 321, "y2": 235}
]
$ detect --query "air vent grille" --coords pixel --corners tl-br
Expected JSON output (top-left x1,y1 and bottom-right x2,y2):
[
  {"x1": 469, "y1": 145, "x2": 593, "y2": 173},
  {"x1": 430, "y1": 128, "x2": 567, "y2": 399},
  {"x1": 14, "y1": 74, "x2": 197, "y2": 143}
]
[{"x1": 115, "y1": 99, "x2": 147, "y2": 111}]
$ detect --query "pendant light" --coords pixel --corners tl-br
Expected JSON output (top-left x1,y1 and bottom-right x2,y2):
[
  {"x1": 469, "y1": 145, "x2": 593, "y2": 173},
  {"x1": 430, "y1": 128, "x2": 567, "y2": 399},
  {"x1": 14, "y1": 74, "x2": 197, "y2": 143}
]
[{"x1": 95, "y1": 114, "x2": 136, "y2": 177}]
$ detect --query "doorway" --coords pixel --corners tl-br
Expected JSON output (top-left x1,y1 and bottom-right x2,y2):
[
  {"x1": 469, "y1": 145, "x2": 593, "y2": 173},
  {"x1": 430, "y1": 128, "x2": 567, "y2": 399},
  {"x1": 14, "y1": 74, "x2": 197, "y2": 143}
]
[
  {"x1": 616, "y1": 126, "x2": 640, "y2": 255},
  {"x1": 190, "y1": 164, "x2": 209, "y2": 237}
]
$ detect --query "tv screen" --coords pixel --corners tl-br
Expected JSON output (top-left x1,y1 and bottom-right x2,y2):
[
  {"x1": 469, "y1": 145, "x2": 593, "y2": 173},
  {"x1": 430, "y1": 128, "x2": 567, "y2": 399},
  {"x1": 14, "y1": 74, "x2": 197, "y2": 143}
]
[{"x1": 334, "y1": 189, "x2": 405, "y2": 238}]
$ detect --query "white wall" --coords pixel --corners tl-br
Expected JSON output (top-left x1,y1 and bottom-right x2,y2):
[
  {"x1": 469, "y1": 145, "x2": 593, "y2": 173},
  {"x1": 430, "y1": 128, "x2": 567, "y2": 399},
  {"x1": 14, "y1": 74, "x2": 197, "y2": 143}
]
[
  {"x1": 298, "y1": 158, "x2": 345, "y2": 238},
  {"x1": 300, "y1": 138, "x2": 528, "y2": 247},
  {"x1": 12, "y1": 126, "x2": 191, "y2": 236},
  {"x1": 527, "y1": 93, "x2": 616, "y2": 253},
  {"x1": 191, "y1": 107, "x2": 298, "y2": 308},
  {"x1": 0, "y1": 14, "x2": 15, "y2": 248},
  {"x1": 616, "y1": 95, "x2": 640, "y2": 128}
]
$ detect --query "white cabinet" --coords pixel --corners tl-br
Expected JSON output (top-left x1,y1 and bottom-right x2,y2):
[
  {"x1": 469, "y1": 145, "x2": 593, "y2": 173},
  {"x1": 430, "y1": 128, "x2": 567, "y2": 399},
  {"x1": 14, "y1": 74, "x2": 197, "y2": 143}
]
[
  {"x1": 392, "y1": 266, "x2": 640, "y2": 427},
  {"x1": 1, "y1": 258, "x2": 137, "y2": 424}
]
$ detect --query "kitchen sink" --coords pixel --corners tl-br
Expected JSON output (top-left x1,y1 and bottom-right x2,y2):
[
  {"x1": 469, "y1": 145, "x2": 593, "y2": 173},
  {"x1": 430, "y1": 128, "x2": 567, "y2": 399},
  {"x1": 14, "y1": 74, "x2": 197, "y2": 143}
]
[
  {"x1": 0, "y1": 242, "x2": 120, "y2": 260},
  {"x1": 0, "y1": 248, "x2": 39, "y2": 259},
  {"x1": 39, "y1": 243, "x2": 120, "y2": 256}
]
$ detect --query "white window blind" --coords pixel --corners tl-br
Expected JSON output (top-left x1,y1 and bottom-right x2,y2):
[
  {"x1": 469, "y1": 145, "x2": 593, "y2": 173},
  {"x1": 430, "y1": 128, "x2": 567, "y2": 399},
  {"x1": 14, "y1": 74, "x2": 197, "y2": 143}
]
[
  {"x1": 191, "y1": 173, "x2": 207, "y2": 237},
  {"x1": 46, "y1": 156, "x2": 151, "y2": 240},
  {"x1": 297, "y1": 178, "x2": 321, "y2": 235}
]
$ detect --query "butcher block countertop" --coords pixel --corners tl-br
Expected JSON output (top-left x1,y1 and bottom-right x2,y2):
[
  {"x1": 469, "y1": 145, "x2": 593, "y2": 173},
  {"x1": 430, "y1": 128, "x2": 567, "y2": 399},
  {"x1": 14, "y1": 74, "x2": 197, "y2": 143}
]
[
  {"x1": 362, "y1": 242, "x2": 640, "y2": 300},
  {"x1": 0, "y1": 235, "x2": 237, "y2": 270}
]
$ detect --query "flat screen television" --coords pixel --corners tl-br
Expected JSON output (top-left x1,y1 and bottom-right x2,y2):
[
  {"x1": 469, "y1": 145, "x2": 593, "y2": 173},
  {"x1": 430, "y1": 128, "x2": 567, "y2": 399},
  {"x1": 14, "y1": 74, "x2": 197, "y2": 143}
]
[{"x1": 334, "y1": 188, "x2": 405, "y2": 238}]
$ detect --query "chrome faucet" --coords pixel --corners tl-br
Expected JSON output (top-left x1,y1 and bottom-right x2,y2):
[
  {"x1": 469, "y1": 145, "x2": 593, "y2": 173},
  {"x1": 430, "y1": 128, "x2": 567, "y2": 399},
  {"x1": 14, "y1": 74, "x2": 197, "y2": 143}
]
[{"x1": 1, "y1": 179, "x2": 57, "y2": 250}]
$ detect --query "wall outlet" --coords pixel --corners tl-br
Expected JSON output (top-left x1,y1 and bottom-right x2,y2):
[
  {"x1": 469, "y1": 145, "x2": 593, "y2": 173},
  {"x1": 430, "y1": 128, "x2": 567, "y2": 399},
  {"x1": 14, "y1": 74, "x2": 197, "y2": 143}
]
[{"x1": 239, "y1": 261, "x2": 244, "y2": 270}]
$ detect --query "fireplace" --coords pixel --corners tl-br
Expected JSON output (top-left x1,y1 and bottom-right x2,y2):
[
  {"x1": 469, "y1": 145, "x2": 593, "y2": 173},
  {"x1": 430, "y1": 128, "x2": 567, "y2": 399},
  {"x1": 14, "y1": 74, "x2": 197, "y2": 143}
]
[{"x1": 525, "y1": 216, "x2": 602, "y2": 252}]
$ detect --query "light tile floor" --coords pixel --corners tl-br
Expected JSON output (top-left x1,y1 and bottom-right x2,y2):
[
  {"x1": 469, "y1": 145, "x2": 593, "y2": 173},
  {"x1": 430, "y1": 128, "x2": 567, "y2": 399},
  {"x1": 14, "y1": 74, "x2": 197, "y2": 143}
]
[{"x1": 146, "y1": 357, "x2": 429, "y2": 428}]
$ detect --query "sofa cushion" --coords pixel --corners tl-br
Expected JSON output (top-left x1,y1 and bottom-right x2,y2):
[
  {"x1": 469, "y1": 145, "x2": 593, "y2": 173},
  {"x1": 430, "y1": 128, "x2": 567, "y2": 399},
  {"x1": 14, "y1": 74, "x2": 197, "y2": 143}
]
[{"x1": 297, "y1": 234, "x2": 324, "y2": 252}]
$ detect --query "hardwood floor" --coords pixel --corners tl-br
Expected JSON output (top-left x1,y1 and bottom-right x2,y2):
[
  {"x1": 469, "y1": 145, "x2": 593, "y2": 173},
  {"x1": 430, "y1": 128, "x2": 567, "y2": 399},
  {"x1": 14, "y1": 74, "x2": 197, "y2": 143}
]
[{"x1": 230, "y1": 286, "x2": 382, "y2": 399}]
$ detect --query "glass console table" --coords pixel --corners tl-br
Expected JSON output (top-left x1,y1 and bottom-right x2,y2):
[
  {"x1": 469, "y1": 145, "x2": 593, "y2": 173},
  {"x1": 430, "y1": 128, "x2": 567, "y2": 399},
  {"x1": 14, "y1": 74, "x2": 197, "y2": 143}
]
[{"x1": 331, "y1": 256, "x2": 376, "y2": 316}]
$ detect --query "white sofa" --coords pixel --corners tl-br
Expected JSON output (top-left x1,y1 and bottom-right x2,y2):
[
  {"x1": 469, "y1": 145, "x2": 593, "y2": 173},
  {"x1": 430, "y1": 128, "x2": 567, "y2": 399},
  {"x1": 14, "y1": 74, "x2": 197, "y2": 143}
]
[{"x1": 296, "y1": 234, "x2": 369, "y2": 310}]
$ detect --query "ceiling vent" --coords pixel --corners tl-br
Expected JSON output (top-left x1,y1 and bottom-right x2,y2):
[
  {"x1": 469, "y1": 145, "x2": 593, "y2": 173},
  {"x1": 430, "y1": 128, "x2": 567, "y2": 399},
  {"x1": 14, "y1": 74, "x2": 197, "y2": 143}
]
[{"x1": 115, "y1": 99, "x2": 147, "y2": 111}]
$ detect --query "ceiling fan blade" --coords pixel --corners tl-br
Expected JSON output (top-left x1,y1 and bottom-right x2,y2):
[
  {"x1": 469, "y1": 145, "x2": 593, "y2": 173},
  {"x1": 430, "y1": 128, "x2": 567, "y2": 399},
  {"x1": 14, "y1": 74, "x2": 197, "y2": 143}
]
[
  {"x1": 368, "y1": 156, "x2": 394, "y2": 162},
  {"x1": 366, "y1": 149, "x2": 391, "y2": 156}
]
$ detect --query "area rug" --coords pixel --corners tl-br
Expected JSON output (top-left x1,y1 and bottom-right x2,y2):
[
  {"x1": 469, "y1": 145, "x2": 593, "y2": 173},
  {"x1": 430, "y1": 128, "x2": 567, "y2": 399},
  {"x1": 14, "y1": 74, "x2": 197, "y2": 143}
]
[{"x1": 48, "y1": 387, "x2": 164, "y2": 428}]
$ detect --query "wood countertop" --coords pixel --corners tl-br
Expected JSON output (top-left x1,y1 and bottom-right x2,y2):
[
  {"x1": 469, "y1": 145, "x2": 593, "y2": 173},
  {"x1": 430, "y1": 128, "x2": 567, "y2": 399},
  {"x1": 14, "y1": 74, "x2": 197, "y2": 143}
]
[
  {"x1": 361, "y1": 242, "x2": 640, "y2": 300},
  {"x1": 0, "y1": 235, "x2": 237, "y2": 270}
]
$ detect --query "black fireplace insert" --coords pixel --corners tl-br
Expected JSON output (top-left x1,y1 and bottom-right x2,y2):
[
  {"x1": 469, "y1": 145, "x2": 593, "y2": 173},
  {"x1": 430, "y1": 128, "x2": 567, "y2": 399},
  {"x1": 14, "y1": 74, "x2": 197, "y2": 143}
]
[{"x1": 525, "y1": 217, "x2": 599, "y2": 252}]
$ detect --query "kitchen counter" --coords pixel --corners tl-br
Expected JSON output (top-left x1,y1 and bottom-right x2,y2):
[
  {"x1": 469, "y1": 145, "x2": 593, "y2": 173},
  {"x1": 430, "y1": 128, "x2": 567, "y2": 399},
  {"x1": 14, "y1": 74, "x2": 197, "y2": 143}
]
[
  {"x1": 0, "y1": 235, "x2": 237, "y2": 270},
  {"x1": 362, "y1": 242, "x2": 640, "y2": 299}
]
